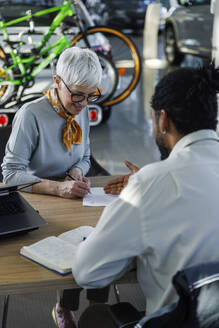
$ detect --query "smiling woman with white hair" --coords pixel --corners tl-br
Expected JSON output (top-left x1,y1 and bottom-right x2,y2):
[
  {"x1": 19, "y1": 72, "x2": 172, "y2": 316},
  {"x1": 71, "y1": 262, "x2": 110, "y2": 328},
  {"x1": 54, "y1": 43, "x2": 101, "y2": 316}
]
[
  {"x1": 2, "y1": 47, "x2": 102, "y2": 198},
  {"x1": 2, "y1": 47, "x2": 109, "y2": 328}
]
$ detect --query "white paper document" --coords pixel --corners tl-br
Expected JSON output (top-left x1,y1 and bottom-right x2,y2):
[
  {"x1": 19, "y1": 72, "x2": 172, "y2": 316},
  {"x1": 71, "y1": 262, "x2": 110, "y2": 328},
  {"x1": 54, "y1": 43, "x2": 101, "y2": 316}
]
[{"x1": 83, "y1": 187, "x2": 118, "y2": 206}]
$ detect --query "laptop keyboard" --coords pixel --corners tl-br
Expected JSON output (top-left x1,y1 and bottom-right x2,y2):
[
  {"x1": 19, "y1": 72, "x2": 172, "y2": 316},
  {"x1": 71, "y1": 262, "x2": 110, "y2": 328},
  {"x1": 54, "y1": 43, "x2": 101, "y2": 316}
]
[{"x1": 0, "y1": 192, "x2": 25, "y2": 216}]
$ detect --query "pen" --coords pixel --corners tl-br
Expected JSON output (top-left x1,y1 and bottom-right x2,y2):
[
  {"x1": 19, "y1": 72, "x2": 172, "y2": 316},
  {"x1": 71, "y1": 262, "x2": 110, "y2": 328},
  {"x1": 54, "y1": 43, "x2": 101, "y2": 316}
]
[
  {"x1": 66, "y1": 172, "x2": 91, "y2": 193},
  {"x1": 66, "y1": 172, "x2": 78, "y2": 182}
]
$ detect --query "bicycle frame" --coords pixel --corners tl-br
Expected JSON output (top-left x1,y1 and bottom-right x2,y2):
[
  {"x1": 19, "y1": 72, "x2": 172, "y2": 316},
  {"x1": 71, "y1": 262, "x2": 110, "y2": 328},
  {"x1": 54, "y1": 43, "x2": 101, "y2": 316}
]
[
  {"x1": 0, "y1": 0, "x2": 81, "y2": 87},
  {"x1": 0, "y1": 0, "x2": 141, "y2": 113}
]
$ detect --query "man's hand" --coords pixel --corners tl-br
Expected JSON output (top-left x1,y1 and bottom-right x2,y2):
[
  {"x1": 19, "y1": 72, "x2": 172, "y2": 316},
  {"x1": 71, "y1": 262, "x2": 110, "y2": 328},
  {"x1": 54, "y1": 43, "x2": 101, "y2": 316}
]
[{"x1": 104, "y1": 160, "x2": 140, "y2": 195}]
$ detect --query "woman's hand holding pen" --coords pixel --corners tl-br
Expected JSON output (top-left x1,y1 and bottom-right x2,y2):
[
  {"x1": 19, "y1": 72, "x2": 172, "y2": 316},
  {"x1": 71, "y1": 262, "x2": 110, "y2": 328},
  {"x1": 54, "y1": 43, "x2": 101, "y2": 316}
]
[
  {"x1": 104, "y1": 160, "x2": 140, "y2": 195},
  {"x1": 66, "y1": 167, "x2": 83, "y2": 181},
  {"x1": 66, "y1": 167, "x2": 91, "y2": 187},
  {"x1": 57, "y1": 179, "x2": 90, "y2": 198},
  {"x1": 58, "y1": 167, "x2": 91, "y2": 198}
]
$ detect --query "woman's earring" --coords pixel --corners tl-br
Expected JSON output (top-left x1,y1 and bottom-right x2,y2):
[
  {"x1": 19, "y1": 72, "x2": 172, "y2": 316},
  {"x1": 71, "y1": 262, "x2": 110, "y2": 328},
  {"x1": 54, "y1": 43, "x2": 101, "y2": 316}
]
[{"x1": 162, "y1": 129, "x2": 167, "y2": 135}]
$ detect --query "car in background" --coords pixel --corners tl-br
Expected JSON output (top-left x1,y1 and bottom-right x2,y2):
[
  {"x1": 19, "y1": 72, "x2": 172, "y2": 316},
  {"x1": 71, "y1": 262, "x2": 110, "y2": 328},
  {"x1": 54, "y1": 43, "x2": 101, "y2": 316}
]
[
  {"x1": 164, "y1": 0, "x2": 213, "y2": 65},
  {"x1": 85, "y1": 0, "x2": 168, "y2": 32}
]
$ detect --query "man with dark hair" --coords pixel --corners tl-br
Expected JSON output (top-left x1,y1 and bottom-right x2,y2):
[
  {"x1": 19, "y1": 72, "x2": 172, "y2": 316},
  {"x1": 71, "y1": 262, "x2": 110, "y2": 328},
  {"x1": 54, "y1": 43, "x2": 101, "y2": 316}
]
[
  {"x1": 151, "y1": 66, "x2": 218, "y2": 158},
  {"x1": 104, "y1": 65, "x2": 219, "y2": 193},
  {"x1": 72, "y1": 65, "x2": 219, "y2": 315}
]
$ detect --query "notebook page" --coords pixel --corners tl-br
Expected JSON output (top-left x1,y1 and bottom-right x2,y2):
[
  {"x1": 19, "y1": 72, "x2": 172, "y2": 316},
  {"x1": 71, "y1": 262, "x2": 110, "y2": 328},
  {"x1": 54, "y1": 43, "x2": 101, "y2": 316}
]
[
  {"x1": 21, "y1": 236, "x2": 76, "y2": 270},
  {"x1": 58, "y1": 226, "x2": 94, "y2": 245}
]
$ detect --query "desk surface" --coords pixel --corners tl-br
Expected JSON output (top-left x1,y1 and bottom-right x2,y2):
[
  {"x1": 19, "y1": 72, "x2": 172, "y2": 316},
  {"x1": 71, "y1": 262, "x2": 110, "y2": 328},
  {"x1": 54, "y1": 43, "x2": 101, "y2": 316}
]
[{"x1": 0, "y1": 176, "x2": 136, "y2": 296}]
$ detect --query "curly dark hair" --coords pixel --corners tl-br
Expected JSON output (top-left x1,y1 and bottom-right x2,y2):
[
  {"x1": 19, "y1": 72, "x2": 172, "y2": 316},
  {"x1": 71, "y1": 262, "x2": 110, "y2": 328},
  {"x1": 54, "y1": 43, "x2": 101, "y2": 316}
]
[{"x1": 151, "y1": 63, "x2": 219, "y2": 135}]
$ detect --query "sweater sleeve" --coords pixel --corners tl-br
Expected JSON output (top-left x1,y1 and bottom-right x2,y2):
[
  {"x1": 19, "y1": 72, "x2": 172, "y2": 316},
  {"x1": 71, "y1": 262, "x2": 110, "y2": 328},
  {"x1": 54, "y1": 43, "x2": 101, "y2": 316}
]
[
  {"x1": 1, "y1": 106, "x2": 40, "y2": 189},
  {"x1": 72, "y1": 135, "x2": 90, "y2": 176}
]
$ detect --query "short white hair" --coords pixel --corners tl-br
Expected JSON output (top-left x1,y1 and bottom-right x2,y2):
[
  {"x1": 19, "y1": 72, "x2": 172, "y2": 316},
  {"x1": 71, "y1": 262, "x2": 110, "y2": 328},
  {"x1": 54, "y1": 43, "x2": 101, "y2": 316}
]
[{"x1": 56, "y1": 47, "x2": 102, "y2": 88}]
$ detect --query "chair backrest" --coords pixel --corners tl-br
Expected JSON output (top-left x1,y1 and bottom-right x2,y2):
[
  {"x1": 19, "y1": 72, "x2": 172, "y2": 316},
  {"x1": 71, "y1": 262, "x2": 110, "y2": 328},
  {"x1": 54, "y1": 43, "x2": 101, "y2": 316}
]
[
  {"x1": 87, "y1": 155, "x2": 110, "y2": 177},
  {"x1": 0, "y1": 126, "x2": 12, "y2": 182},
  {"x1": 137, "y1": 261, "x2": 219, "y2": 328},
  {"x1": 78, "y1": 261, "x2": 219, "y2": 328}
]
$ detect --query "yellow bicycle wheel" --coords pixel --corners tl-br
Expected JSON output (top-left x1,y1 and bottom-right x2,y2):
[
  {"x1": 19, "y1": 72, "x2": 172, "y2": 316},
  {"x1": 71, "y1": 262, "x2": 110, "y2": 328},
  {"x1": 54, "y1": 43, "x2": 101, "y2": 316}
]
[{"x1": 70, "y1": 26, "x2": 141, "y2": 107}]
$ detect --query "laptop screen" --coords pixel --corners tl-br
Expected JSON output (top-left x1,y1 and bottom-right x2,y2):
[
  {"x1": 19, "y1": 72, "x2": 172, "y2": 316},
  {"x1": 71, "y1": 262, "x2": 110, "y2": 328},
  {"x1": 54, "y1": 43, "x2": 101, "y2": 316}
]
[
  {"x1": 0, "y1": 180, "x2": 41, "y2": 194},
  {"x1": 0, "y1": 180, "x2": 47, "y2": 237}
]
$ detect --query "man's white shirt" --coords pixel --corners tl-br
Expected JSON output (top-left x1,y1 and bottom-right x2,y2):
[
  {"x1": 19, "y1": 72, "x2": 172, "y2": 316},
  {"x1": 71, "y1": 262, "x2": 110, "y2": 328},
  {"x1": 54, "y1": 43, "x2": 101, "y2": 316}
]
[{"x1": 72, "y1": 129, "x2": 219, "y2": 314}]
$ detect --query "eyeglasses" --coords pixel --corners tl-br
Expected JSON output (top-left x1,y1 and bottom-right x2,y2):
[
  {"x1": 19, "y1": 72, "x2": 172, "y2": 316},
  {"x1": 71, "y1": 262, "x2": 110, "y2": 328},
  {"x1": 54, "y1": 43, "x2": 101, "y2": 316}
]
[{"x1": 60, "y1": 77, "x2": 102, "y2": 104}]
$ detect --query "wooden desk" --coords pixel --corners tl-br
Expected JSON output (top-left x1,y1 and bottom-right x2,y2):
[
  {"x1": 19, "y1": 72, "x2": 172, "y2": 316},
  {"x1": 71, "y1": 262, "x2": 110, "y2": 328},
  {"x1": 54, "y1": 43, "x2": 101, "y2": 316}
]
[{"x1": 0, "y1": 176, "x2": 136, "y2": 296}]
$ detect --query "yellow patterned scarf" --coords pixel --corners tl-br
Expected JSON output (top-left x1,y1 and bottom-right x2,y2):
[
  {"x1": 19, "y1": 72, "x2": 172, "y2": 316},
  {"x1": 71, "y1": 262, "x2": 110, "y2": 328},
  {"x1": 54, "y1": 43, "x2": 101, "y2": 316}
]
[{"x1": 44, "y1": 87, "x2": 82, "y2": 151}]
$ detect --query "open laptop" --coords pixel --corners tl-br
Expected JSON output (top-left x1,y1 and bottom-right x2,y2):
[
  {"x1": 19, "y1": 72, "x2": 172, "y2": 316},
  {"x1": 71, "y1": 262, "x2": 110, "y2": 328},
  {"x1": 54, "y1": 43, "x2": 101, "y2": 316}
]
[{"x1": 0, "y1": 181, "x2": 47, "y2": 237}]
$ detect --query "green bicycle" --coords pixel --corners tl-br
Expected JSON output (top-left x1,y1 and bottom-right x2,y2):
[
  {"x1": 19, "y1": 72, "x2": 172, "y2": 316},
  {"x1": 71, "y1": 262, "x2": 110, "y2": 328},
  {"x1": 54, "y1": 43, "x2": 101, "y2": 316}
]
[{"x1": 0, "y1": 0, "x2": 141, "y2": 124}]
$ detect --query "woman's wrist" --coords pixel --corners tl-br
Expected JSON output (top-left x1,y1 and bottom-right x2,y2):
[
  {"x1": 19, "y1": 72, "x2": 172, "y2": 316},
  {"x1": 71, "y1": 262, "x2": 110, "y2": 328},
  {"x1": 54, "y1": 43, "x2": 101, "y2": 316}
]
[
  {"x1": 69, "y1": 166, "x2": 83, "y2": 177},
  {"x1": 32, "y1": 179, "x2": 60, "y2": 196}
]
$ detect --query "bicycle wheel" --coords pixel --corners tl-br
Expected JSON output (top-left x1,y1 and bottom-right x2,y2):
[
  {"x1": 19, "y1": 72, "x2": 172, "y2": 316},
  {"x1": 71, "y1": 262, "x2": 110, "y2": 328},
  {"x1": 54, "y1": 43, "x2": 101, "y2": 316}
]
[
  {"x1": 70, "y1": 26, "x2": 141, "y2": 107},
  {"x1": 0, "y1": 47, "x2": 15, "y2": 106}
]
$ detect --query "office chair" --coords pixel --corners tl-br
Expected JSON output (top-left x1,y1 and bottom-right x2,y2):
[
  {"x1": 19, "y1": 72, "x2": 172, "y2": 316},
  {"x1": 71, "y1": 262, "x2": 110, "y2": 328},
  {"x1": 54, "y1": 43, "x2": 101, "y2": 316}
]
[
  {"x1": 78, "y1": 260, "x2": 219, "y2": 328},
  {"x1": 87, "y1": 155, "x2": 110, "y2": 176},
  {"x1": 0, "y1": 125, "x2": 12, "y2": 182}
]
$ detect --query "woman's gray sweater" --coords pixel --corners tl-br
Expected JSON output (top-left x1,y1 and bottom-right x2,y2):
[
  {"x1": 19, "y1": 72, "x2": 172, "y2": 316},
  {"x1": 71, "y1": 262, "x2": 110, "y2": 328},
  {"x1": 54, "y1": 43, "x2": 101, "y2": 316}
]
[{"x1": 2, "y1": 96, "x2": 90, "y2": 187}]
